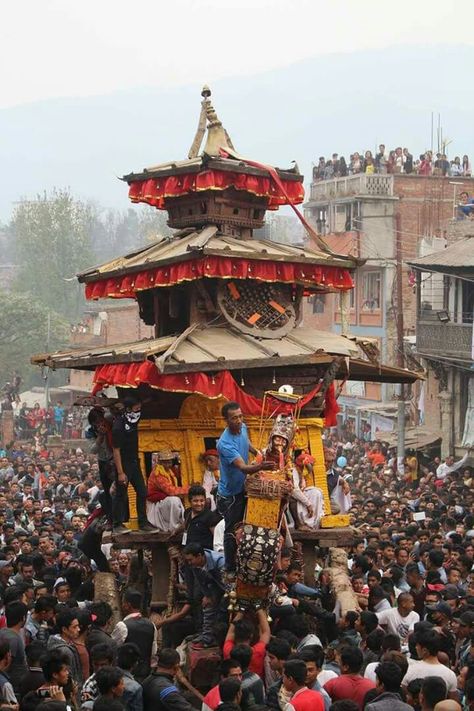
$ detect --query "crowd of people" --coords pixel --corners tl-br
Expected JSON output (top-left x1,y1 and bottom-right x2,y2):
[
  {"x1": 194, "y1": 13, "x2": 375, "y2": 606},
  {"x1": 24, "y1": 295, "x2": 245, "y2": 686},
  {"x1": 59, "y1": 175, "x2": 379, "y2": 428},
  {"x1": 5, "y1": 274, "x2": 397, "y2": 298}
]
[
  {"x1": 0, "y1": 397, "x2": 471, "y2": 711},
  {"x1": 312, "y1": 148, "x2": 472, "y2": 181},
  {"x1": 10, "y1": 402, "x2": 88, "y2": 443}
]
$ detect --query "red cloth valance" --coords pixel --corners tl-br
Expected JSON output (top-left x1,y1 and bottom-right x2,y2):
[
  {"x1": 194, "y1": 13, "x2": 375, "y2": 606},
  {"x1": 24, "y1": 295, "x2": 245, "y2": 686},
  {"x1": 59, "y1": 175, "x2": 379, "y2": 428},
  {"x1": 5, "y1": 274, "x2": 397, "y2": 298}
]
[
  {"x1": 85, "y1": 256, "x2": 354, "y2": 300},
  {"x1": 128, "y1": 169, "x2": 304, "y2": 210},
  {"x1": 92, "y1": 365, "x2": 339, "y2": 426}
]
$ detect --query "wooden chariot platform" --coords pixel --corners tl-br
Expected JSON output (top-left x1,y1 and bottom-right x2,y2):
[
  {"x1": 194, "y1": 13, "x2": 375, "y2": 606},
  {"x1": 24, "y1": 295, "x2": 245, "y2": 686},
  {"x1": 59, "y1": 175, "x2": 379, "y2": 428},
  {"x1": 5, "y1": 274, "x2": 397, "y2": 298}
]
[{"x1": 103, "y1": 526, "x2": 355, "y2": 608}]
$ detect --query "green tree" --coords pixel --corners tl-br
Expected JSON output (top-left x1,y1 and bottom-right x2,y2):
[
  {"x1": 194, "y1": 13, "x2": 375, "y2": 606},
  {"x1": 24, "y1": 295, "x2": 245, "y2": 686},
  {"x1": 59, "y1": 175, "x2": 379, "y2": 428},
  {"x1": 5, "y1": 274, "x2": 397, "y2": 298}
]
[
  {"x1": 0, "y1": 290, "x2": 68, "y2": 387},
  {"x1": 137, "y1": 205, "x2": 172, "y2": 243},
  {"x1": 10, "y1": 189, "x2": 95, "y2": 320}
]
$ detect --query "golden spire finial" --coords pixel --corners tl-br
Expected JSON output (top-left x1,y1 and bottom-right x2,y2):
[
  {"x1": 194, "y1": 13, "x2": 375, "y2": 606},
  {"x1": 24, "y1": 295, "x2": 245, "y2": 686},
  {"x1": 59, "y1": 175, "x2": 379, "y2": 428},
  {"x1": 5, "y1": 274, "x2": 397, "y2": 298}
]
[{"x1": 188, "y1": 85, "x2": 235, "y2": 159}]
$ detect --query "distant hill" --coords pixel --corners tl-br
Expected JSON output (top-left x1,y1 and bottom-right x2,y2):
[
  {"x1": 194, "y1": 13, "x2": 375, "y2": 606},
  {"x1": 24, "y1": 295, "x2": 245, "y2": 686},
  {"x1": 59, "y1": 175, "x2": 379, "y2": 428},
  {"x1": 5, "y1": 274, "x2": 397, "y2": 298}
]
[{"x1": 1, "y1": 44, "x2": 473, "y2": 219}]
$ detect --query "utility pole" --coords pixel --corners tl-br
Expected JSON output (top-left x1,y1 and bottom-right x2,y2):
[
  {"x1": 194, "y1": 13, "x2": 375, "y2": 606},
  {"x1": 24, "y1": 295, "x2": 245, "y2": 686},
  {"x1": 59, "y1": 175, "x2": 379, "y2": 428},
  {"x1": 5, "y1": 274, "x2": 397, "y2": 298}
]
[
  {"x1": 340, "y1": 290, "x2": 350, "y2": 337},
  {"x1": 395, "y1": 212, "x2": 405, "y2": 473}
]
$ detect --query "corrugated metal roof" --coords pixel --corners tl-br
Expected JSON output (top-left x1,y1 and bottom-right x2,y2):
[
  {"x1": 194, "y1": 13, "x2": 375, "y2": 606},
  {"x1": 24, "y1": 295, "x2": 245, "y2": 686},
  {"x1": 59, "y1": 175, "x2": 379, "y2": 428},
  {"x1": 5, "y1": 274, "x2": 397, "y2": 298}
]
[
  {"x1": 31, "y1": 335, "x2": 176, "y2": 368},
  {"x1": 78, "y1": 226, "x2": 356, "y2": 282},
  {"x1": 380, "y1": 427, "x2": 442, "y2": 449},
  {"x1": 32, "y1": 326, "x2": 356, "y2": 368},
  {"x1": 407, "y1": 235, "x2": 474, "y2": 270},
  {"x1": 31, "y1": 325, "x2": 420, "y2": 384}
]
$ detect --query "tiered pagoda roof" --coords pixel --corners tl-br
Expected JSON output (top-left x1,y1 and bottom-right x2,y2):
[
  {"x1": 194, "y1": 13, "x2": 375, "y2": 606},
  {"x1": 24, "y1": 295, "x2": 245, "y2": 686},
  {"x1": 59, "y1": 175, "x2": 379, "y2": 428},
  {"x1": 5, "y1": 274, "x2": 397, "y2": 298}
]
[{"x1": 32, "y1": 86, "x2": 421, "y2": 403}]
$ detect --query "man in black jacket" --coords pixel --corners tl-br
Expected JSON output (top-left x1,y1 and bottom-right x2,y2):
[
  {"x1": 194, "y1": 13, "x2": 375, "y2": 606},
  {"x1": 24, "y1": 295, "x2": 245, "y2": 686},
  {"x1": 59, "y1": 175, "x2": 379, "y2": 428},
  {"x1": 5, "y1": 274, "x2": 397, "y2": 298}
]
[
  {"x1": 111, "y1": 394, "x2": 155, "y2": 533},
  {"x1": 142, "y1": 648, "x2": 194, "y2": 711}
]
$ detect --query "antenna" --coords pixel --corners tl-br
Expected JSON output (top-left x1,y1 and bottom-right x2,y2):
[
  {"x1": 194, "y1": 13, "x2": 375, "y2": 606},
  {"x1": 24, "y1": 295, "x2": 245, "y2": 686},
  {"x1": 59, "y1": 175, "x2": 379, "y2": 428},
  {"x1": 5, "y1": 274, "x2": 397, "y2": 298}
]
[{"x1": 430, "y1": 112, "x2": 434, "y2": 158}]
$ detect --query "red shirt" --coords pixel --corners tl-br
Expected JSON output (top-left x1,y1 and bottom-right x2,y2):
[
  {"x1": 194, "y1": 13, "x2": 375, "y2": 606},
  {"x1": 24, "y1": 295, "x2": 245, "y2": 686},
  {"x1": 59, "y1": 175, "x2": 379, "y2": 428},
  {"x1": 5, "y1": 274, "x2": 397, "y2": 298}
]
[
  {"x1": 288, "y1": 687, "x2": 325, "y2": 711},
  {"x1": 223, "y1": 639, "x2": 266, "y2": 678},
  {"x1": 324, "y1": 674, "x2": 376, "y2": 710},
  {"x1": 367, "y1": 451, "x2": 385, "y2": 466},
  {"x1": 202, "y1": 685, "x2": 221, "y2": 711}
]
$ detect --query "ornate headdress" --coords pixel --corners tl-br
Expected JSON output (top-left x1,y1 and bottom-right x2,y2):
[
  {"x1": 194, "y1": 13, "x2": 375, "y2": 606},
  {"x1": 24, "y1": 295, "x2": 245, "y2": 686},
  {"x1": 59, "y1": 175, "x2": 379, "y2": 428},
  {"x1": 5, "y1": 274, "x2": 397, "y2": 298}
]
[{"x1": 268, "y1": 414, "x2": 296, "y2": 456}]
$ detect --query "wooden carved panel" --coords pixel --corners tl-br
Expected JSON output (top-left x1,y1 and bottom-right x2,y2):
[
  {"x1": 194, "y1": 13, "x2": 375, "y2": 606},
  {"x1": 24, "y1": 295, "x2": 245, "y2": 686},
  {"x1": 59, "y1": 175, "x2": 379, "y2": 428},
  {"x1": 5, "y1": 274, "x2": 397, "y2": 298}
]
[
  {"x1": 134, "y1": 415, "x2": 331, "y2": 520},
  {"x1": 179, "y1": 394, "x2": 227, "y2": 421}
]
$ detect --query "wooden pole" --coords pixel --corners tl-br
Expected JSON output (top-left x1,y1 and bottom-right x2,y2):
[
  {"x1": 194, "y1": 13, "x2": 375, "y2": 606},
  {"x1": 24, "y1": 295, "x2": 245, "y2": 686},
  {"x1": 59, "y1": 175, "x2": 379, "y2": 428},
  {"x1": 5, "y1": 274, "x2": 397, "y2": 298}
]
[
  {"x1": 340, "y1": 290, "x2": 350, "y2": 337},
  {"x1": 328, "y1": 547, "x2": 359, "y2": 615},
  {"x1": 94, "y1": 572, "x2": 122, "y2": 627}
]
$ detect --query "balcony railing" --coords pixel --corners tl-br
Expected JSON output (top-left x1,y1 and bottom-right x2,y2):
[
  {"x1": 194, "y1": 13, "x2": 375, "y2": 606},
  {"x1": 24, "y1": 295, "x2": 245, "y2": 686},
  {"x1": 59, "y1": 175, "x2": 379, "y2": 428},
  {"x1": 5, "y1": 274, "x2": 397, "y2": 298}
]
[
  {"x1": 416, "y1": 321, "x2": 473, "y2": 361},
  {"x1": 309, "y1": 174, "x2": 394, "y2": 202}
]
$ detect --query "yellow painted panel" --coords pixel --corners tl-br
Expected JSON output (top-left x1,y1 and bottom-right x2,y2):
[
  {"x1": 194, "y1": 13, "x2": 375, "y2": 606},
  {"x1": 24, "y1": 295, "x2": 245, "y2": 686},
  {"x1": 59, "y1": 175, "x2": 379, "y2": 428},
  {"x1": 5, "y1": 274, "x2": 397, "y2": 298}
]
[
  {"x1": 131, "y1": 395, "x2": 344, "y2": 529},
  {"x1": 307, "y1": 425, "x2": 331, "y2": 513},
  {"x1": 246, "y1": 497, "x2": 281, "y2": 529},
  {"x1": 320, "y1": 514, "x2": 351, "y2": 528}
]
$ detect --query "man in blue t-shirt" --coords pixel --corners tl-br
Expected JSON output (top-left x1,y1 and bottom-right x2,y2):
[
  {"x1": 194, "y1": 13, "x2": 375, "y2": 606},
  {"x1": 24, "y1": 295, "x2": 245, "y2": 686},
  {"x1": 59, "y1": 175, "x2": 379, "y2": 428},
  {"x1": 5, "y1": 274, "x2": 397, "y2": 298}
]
[{"x1": 216, "y1": 401, "x2": 275, "y2": 574}]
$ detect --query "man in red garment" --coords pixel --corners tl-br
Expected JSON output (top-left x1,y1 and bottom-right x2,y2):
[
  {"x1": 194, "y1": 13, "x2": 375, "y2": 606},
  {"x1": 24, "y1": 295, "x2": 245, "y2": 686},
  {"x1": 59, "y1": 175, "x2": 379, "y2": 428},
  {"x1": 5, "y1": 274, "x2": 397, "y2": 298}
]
[
  {"x1": 283, "y1": 659, "x2": 324, "y2": 711},
  {"x1": 323, "y1": 646, "x2": 375, "y2": 710}
]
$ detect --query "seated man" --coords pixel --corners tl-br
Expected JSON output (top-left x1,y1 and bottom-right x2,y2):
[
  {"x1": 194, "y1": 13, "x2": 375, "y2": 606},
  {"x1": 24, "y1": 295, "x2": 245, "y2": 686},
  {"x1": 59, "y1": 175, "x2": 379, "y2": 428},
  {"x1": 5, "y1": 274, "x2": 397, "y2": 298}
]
[
  {"x1": 458, "y1": 191, "x2": 474, "y2": 219},
  {"x1": 146, "y1": 450, "x2": 188, "y2": 533},
  {"x1": 291, "y1": 452, "x2": 325, "y2": 530}
]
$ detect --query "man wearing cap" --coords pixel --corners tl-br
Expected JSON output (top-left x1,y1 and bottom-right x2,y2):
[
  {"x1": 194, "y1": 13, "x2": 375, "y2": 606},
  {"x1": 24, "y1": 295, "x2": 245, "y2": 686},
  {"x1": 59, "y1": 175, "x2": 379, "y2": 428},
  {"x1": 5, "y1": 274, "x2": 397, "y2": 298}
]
[
  {"x1": 425, "y1": 600, "x2": 456, "y2": 661},
  {"x1": 456, "y1": 611, "x2": 474, "y2": 670},
  {"x1": 53, "y1": 579, "x2": 72, "y2": 603},
  {"x1": 112, "y1": 394, "x2": 156, "y2": 533},
  {"x1": 425, "y1": 601, "x2": 453, "y2": 626},
  {"x1": 146, "y1": 451, "x2": 188, "y2": 533}
]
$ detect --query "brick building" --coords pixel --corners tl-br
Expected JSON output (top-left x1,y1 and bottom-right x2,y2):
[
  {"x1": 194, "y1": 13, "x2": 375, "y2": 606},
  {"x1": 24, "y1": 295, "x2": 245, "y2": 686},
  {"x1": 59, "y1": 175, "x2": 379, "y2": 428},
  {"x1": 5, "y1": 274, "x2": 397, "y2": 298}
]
[
  {"x1": 303, "y1": 173, "x2": 474, "y2": 436},
  {"x1": 68, "y1": 302, "x2": 154, "y2": 391}
]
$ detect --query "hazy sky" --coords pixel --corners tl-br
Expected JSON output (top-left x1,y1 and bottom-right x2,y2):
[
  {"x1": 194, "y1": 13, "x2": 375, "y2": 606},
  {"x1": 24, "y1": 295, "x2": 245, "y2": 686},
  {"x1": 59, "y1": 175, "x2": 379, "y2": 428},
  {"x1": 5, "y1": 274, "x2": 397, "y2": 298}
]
[{"x1": 1, "y1": 0, "x2": 473, "y2": 109}]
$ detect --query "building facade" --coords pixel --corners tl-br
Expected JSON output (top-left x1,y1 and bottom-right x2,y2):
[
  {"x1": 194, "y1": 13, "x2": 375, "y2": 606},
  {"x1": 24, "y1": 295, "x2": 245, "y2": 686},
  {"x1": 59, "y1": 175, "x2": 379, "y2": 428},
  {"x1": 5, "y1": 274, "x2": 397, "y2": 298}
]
[
  {"x1": 408, "y1": 232, "x2": 474, "y2": 457},
  {"x1": 303, "y1": 173, "x2": 474, "y2": 436},
  {"x1": 68, "y1": 302, "x2": 154, "y2": 391}
]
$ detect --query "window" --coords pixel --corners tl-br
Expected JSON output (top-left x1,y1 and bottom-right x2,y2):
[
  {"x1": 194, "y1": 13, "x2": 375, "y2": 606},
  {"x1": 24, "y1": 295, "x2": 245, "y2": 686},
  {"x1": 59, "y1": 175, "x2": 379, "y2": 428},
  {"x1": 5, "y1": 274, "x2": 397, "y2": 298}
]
[
  {"x1": 345, "y1": 201, "x2": 361, "y2": 231},
  {"x1": 314, "y1": 208, "x2": 327, "y2": 235},
  {"x1": 462, "y1": 280, "x2": 474, "y2": 324},
  {"x1": 312, "y1": 294, "x2": 326, "y2": 314},
  {"x1": 361, "y1": 271, "x2": 381, "y2": 310},
  {"x1": 335, "y1": 205, "x2": 347, "y2": 232}
]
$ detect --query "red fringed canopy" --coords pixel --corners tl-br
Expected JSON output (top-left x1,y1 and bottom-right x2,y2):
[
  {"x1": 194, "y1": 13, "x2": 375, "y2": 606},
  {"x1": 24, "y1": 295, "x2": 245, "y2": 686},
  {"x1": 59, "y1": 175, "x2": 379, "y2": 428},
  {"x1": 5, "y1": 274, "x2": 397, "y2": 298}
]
[
  {"x1": 128, "y1": 169, "x2": 304, "y2": 210},
  {"x1": 92, "y1": 364, "x2": 339, "y2": 426},
  {"x1": 85, "y1": 256, "x2": 354, "y2": 300}
]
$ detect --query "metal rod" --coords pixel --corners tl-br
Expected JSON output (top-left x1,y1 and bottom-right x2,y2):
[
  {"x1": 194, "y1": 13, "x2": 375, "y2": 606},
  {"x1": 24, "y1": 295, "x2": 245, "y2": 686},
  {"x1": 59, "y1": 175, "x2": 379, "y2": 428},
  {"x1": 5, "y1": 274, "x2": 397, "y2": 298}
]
[
  {"x1": 430, "y1": 111, "x2": 434, "y2": 158},
  {"x1": 44, "y1": 311, "x2": 51, "y2": 409},
  {"x1": 395, "y1": 212, "x2": 405, "y2": 471}
]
